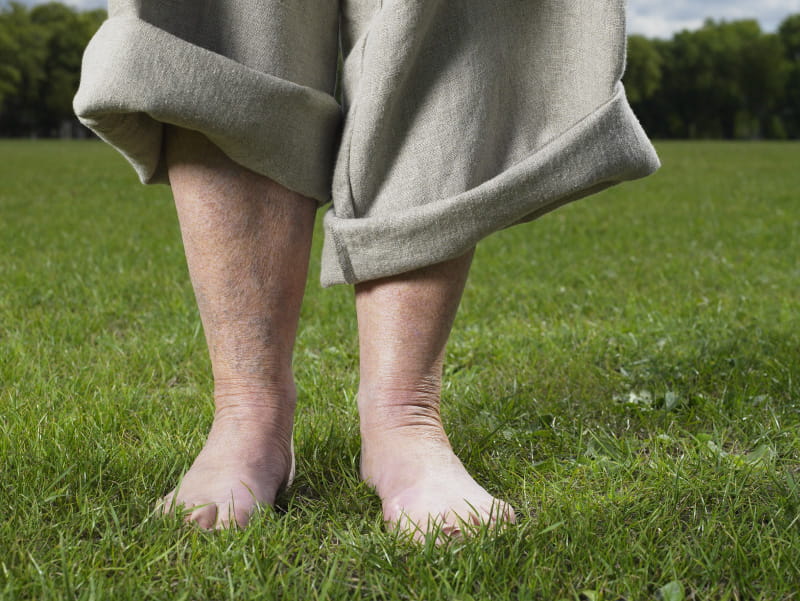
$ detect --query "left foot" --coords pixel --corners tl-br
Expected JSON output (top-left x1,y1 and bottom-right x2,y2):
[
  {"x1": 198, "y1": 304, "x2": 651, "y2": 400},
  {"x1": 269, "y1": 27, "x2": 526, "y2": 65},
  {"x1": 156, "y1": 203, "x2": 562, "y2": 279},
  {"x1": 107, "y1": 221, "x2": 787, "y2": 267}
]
[{"x1": 359, "y1": 394, "x2": 515, "y2": 541}]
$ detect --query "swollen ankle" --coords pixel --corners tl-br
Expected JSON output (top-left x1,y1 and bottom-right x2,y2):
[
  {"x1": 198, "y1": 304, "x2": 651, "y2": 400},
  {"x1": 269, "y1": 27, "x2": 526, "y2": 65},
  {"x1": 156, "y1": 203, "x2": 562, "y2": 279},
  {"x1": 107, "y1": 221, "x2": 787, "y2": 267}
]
[
  {"x1": 213, "y1": 376, "x2": 296, "y2": 409},
  {"x1": 357, "y1": 382, "x2": 445, "y2": 430},
  {"x1": 358, "y1": 391, "x2": 455, "y2": 494}
]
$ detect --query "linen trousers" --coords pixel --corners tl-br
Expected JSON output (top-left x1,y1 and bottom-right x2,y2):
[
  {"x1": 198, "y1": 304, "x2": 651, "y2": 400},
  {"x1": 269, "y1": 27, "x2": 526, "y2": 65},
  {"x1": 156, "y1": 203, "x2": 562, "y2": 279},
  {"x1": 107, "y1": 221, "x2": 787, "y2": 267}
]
[{"x1": 74, "y1": 0, "x2": 660, "y2": 286}]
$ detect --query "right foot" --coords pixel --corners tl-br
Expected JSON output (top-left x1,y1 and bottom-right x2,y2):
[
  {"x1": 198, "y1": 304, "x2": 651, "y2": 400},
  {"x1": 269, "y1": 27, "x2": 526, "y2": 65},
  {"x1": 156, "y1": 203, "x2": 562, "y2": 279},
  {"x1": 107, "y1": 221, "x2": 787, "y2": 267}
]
[{"x1": 159, "y1": 390, "x2": 295, "y2": 529}]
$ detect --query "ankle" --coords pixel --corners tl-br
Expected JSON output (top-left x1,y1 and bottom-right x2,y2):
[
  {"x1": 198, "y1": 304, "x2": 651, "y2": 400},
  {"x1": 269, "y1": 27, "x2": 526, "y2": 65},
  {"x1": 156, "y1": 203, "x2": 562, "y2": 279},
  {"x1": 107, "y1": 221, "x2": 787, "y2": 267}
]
[
  {"x1": 358, "y1": 402, "x2": 457, "y2": 497},
  {"x1": 204, "y1": 381, "x2": 296, "y2": 459},
  {"x1": 209, "y1": 378, "x2": 297, "y2": 442},
  {"x1": 357, "y1": 380, "x2": 445, "y2": 435},
  {"x1": 214, "y1": 371, "x2": 295, "y2": 403}
]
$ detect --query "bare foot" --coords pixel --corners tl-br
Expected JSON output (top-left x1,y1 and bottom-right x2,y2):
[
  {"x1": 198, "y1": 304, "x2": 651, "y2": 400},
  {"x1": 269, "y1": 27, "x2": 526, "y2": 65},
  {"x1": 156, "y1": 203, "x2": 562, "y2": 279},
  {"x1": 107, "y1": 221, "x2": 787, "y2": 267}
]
[
  {"x1": 359, "y1": 396, "x2": 515, "y2": 542},
  {"x1": 160, "y1": 391, "x2": 295, "y2": 529}
]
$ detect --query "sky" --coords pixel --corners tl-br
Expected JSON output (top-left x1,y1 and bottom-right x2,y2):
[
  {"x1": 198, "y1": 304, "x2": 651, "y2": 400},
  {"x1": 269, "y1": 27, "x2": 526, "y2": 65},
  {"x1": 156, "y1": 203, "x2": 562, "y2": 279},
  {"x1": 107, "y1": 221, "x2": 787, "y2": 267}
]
[
  {"x1": 11, "y1": 0, "x2": 800, "y2": 39},
  {"x1": 626, "y1": 0, "x2": 800, "y2": 38}
]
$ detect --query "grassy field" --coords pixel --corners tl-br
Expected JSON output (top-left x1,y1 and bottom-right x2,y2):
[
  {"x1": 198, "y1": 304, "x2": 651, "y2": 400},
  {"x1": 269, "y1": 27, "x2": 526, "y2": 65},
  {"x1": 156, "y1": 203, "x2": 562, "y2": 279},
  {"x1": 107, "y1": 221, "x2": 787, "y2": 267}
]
[{"x1": 1, "y1": 140, "x2": 798, "y2": 600}]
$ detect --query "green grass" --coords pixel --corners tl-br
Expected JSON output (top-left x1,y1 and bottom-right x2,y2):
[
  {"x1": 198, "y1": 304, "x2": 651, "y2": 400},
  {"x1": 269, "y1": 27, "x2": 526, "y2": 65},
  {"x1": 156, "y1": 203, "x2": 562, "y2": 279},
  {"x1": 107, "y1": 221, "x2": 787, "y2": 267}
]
[{"x1": 1, "y1": 140, "x2": 799, "y2": 600}]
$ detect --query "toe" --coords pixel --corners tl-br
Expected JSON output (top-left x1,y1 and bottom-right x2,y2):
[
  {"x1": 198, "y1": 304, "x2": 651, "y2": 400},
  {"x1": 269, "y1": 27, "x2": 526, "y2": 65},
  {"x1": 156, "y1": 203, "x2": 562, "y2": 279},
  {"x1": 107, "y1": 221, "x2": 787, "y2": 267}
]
[
  {"x1": 187, "y1": 503, "x2": 218, "y2": 530},
  {"x1": 214, "y1": 502, "x2": 252, "y2": 530},
  {"x1": 440, "y1": 521, "x2": 463, "y2": 539},
  {"x1": 475, "y1": 503, "x2": 497, "y2": 526},
  {"x1": 214, "y1": 505, "x2": 236, "y2": 530},
  {"x1": 158, "y1": 491, "x2": 176, "y2": 515},
  {"x1": 232, "y1": 502, "x2": 255, "y2": 528},
  {"x1": 502, "y1": 502, "x2": 516, "y2": 524},
  {"x1": 491, "y1": 500, "x2": 515, "y2": 525},
  {"x1": 389, "y1": 510, "x2": 430, "y2": 542},
  {"x1": 478, "y1": 500, "x2": 515, "y2": 528}
]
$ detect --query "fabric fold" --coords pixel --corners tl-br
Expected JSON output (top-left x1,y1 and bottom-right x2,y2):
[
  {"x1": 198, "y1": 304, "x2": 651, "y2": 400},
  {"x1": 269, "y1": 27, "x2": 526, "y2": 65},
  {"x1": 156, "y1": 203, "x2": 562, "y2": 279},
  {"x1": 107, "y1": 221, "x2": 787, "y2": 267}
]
[
  {"x1": 321, "y1": 84, "x2": 660, "y2": 286},
  {"x1": 73, "y1": 16, "x2": 342, "y2": 203}
]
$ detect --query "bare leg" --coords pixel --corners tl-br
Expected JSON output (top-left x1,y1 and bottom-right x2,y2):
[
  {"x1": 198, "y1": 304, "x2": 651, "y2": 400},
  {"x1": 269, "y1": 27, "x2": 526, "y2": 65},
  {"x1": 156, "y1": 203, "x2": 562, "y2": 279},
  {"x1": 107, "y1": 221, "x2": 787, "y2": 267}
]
[
  {"x1": 356, "y1": 251, "x2": 515, "y2": 540},
  {"x1": 159, "y1": 127, "x2": 316, "y2": 529}
]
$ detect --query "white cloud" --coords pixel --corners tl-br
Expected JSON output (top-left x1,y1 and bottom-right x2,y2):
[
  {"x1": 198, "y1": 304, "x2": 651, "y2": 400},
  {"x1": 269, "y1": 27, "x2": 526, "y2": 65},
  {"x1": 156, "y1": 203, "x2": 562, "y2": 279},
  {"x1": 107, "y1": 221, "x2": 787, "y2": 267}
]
[
  {"x1": 71, "y1": 0, "x2": 105, "y2": 7},
  {"x1": 628, "y1": 0, "x2": 800, "y2": 38}
]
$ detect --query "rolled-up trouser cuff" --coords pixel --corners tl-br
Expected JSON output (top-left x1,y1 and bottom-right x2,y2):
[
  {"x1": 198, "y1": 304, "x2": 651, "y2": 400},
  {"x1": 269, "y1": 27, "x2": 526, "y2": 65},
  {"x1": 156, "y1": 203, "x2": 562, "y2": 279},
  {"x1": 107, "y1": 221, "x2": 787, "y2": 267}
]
[
  {"x1": 320, "y1": 84, "x2": 660, "y2": 286},
  {"x1": 73, "y1": 16, "x2": 342, "y2": 204}
]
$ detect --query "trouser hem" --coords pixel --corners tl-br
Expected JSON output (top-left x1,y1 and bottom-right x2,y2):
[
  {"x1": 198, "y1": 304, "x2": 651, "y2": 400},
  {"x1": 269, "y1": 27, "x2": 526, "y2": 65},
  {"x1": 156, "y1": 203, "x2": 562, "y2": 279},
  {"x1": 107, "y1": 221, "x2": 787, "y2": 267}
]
[
  {"x1": 73, "y1": 17, "x2": 342, "y2": 203},
  {"x1": 320, "y1": 84, "x2": 659, "y2": 286}
]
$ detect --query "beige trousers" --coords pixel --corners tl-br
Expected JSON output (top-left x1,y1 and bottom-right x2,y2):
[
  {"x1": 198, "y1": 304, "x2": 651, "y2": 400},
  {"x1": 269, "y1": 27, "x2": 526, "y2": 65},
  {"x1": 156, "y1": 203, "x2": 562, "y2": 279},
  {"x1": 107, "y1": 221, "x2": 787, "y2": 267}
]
[{"x1": 74, "y1": 0, "x2": 660, "y2": 286}]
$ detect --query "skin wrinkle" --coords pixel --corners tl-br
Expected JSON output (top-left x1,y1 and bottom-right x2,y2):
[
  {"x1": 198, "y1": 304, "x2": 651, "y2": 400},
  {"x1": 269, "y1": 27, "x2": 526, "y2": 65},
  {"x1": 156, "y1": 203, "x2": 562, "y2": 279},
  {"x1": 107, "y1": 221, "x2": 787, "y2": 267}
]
[{"x1": 360, "y1": 377, "x2": 446, "y2": 432}]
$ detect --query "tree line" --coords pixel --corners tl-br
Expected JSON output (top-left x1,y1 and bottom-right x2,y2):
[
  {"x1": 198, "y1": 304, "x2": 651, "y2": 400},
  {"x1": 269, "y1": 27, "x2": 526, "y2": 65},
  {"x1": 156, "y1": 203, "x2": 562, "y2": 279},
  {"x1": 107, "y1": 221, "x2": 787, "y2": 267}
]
[
  {"x1": 1, "y1": 2, "x2": 799, "y2": 139},
  {"x1": 0, "y1": 2, "x2": 104, "y2": 137},
  {"x1": 624, "y1": 15, "x2": 800, "y2": 139}
]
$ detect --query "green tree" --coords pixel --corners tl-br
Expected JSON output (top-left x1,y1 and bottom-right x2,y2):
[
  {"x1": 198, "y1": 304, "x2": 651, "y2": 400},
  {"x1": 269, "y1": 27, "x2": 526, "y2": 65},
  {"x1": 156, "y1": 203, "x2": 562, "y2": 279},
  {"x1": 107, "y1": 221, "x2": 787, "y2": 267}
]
[
  {"x1": 624, "y1": 35, "x2": 663, "y2": 104},
  {"x1": 0, "y1": 2, "x2": 49, "y2": 134},
  {"x1": 778, "y1": 13, "x2": 800, "y2": 60},
  {"x1": 31, "y1": 3, "x2": 106, "y2": 133},
  {"x1": 778, "y1": 14, "x2": 800, "y2": 137},
  {"x1": 0, "y1": 22, "x2": 21, "y2": 105},
  {"x1": 0, "y1": 2, "x2": 105, "y2": 136},
  {"x1": 738, "y1": 32, "x2": 787, "y2": 138},
  {"x1": 655, "y1": 19, "x2": 790, "y2": 139}
]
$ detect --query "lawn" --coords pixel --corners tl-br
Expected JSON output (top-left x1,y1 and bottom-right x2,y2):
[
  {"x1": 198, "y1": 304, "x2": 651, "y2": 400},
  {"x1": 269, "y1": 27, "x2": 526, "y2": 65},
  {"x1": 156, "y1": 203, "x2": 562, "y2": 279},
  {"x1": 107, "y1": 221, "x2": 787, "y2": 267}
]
[{"x1": 1, "y1": 140, "x2": 798, "y2": 600}]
